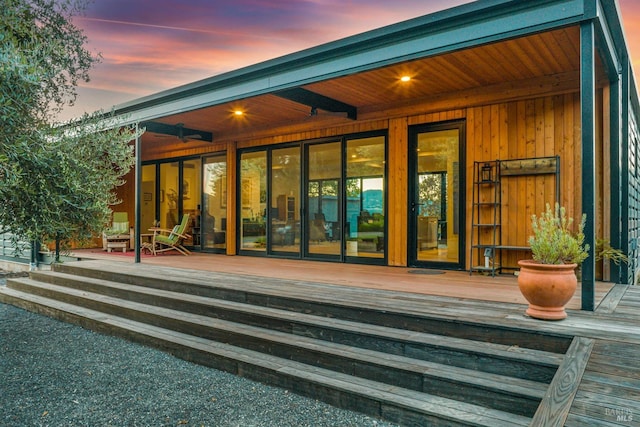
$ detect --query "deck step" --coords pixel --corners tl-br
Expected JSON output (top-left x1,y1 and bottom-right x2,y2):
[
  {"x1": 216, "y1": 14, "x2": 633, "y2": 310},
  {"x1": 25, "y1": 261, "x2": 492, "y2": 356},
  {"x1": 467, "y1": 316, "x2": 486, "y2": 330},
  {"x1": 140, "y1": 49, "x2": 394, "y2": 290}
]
[
  {"x1": 49, "y1": 263, "x2": 572, "y2": 353},
  {"x1": 2, "y1": 263, "x2": 575, "y2": 425},
  {"x1": 10, "y1": 275, "x2": 562, "y2": 383},
  {"x1": 6, "y1": 277, "x2": 550, "y2": 414},
  {"x1": 0, "y1": 287, "x2": 532, "y2": 427}
]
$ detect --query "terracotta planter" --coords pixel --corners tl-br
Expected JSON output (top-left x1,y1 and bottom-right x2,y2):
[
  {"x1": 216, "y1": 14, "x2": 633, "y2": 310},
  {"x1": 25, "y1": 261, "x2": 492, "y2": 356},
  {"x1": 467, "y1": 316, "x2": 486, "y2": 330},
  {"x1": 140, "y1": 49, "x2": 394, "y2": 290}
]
[{"x1": 517, "y1": 259, "x2": 577, "y2": 320}]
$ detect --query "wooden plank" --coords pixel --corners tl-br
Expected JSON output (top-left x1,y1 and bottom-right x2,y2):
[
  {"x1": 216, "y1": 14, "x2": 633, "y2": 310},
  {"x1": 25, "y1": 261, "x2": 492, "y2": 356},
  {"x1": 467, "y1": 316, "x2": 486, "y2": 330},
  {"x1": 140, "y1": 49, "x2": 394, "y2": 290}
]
[
  {"x1": 568, "y1": 392, "x2": 638, "y2": 426},
  {"x1": 500, "y1": 157, "x2": 558, "y2": 176},
  {"x1": 581, "y1": 370, "x2": 640, "y2": 393},
  {"x1": 2, "y1": 284, "x2": 540, "y2": 426},
  {"x1": 577, "y1": 377, "x2": 640, "y2": 402},
  {"x1": 565, "y1": 412, "x2": 627, "y2": 427},
  {"x1": 592, "y1": 340, "x2": 640, "y2": 360},
  {"x1": 596, "y1": 284, "x2": 629, "y2": 314},
  {"x1": 531, "y1": 336, "x2": 595, "y2": 427}
]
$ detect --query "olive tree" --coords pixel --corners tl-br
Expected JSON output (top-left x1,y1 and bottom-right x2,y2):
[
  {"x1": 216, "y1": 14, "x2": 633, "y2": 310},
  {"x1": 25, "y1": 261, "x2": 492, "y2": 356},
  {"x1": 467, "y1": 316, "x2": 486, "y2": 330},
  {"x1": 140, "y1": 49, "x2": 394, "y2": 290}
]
[{"x1": 0, "y1": 0, "x2": 141, "y2": 260}]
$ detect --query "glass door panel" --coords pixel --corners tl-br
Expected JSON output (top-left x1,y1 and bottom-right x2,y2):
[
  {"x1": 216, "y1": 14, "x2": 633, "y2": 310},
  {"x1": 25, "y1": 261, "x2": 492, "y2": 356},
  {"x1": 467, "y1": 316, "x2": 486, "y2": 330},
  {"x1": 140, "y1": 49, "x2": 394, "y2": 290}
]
[
  {"x1": 159, "y1": 162, "x2": 179, "y2": 229},
  {"x1": 410, "y1": 125, "x2": 462, "y2": 268},
  {"x1": 202, "y1": 155, "x2": 227, "y2": 252},
  {"x1": 345, "y1": 136, "x2": 385, "y2": 259},
  {"x1": 182, "y1": 159, "x2": 201, "y2": 248},
  {"x1": 270, "y1": 146, "x2": 300, "y2": 255},
  {"x1": 141, "y1": 164, "x2": 156, "y2": 234},
  {"x1": 239, "y1": 151, "x2": 267, "y2": 252},
  {"x1": 306, "y1": 142, "x2": 341, "y2": 258}
]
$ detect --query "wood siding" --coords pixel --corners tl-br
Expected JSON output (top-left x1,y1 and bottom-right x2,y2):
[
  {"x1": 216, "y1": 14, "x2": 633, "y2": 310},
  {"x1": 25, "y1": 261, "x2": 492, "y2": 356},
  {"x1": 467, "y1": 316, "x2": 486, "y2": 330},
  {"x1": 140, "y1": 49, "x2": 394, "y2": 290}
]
[
  {"x1": 120, "y1": 89, "x2": 609, "y2": 272},
  {"x1": 465, "y1": 93, "x2": 584, "y2": 269}
]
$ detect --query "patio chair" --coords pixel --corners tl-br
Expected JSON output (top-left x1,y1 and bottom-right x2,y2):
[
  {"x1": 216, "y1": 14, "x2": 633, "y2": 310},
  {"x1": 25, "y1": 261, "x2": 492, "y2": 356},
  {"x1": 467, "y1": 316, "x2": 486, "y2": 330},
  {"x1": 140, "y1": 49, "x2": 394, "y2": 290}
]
[
  {"x1": 151, "y1": 213, "x2": 192, "y2": 256},
  {"x1": 102, "y1": 212, "x2": 134, "y2": 252}
]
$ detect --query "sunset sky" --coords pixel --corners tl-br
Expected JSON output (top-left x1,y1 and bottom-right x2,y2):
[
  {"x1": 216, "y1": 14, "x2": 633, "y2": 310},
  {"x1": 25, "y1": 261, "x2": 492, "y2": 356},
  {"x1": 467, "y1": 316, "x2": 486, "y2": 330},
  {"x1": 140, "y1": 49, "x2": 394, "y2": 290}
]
[{"x1": 61, "y1": 0, "x2": 640, "y2": 121}]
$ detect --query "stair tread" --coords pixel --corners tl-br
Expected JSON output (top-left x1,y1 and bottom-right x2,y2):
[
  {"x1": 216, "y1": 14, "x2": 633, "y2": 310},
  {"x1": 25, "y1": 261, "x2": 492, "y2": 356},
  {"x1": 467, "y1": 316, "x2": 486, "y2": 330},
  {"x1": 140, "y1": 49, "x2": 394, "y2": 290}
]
[
  {"x1": 50, "y1": 262, "x2": 552, "y2": 323},
  {"x1": 0, "y1": 286, "x2": 531, "y2": 427},
  {"x1": 7, "y1": 277, "x2": 550, "y2": 398},
  {"x1": 24, "y1": 272, "x2": 563, "y2": 368}
]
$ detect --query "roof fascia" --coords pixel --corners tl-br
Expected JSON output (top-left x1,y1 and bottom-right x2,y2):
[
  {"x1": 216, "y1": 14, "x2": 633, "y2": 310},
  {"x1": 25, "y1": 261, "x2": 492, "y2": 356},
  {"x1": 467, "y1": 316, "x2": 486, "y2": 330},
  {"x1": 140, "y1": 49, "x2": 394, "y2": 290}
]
[
  {"x1": 112, "y1": 0, "x2": 588, "y2": 125},
  {"x1": 599, "y1": 0, "x2": 640, "y2": 112},
  {"x1": 593, "y1": 0, "x2": 620, "y2": 80}
]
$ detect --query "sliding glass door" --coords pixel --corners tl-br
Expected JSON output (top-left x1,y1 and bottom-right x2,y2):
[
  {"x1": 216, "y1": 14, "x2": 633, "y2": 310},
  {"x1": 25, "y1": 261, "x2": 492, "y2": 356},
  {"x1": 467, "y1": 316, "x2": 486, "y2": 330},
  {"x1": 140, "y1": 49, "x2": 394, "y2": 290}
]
[
  {"x1": 202, "y1": 154, "x2": 227, "y2": 252},
  {"x1": 345, "y1": 136, "x2": 385, "y2": 260},
  {"x1": 237, "y1": 132, "x2": 386, "y2": 264},
  {"x1": 270, "y1": 146, "x2": 301, "y2": 255},
  {"x1": 239, "y1": 151, "x2": 267, "y2": 252},
  {"x1": 306, "y1": 142, "x2": 341, "y2": 259}
]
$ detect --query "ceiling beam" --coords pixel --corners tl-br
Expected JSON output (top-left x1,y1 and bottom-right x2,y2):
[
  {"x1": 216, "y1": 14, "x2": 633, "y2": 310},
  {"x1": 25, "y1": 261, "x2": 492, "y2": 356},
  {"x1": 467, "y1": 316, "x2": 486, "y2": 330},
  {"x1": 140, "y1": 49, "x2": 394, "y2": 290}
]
[
  {"x1": 274, "y1": 88, "x2": 357, "y2": 120},
  {"x1": 141, "y1": 121, "x2": 213, "y2": 143}
]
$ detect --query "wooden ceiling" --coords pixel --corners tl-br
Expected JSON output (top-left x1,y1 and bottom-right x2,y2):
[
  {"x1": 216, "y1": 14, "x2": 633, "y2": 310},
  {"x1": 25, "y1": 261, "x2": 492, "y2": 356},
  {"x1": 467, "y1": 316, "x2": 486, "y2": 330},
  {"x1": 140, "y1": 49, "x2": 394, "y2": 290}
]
[{"x1": 144, "y1": 25, "x2": 589, "y2": 145}]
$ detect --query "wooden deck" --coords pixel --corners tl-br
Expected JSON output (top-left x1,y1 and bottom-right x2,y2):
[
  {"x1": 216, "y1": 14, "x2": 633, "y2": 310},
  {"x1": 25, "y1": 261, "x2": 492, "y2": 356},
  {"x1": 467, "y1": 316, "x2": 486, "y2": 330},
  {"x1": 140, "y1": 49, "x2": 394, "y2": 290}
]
[
  {"x1": 33, "y1": 251, "x2": 637, "y2": 425},
  {"x1": 69, "y1": 249, "x2": 613, "y2": 310}
]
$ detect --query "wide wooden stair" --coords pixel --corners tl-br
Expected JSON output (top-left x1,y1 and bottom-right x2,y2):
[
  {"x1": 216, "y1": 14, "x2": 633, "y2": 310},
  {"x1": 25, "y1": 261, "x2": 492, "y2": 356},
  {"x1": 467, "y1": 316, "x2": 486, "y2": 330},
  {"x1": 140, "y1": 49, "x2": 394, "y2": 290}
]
[{"x1": 0, "y1": 262, "x2": 576, "y2": 426}]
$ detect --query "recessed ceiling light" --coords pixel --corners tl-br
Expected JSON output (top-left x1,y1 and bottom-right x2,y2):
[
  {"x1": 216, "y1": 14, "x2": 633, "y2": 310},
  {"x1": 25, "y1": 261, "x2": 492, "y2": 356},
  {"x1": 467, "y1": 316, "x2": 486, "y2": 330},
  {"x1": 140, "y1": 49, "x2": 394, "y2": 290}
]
[
  {"x1": 234, "y1": 110, "x2": 244, "y2": 116},
  {"x1": 400, "y1": 76, "x2": 411, "y2": 82}
]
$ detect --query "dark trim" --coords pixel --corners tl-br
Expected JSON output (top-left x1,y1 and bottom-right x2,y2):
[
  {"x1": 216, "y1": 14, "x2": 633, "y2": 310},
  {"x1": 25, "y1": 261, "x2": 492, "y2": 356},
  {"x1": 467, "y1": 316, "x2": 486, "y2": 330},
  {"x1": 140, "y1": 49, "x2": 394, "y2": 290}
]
[
  {"x1": 142, "y1": 121, "x2": 213, "y2": 143},
  {"x1": 609, "y1": 75, "x2": 622, "y2": 284},
  {"x1": 134, "y1": 128, "x2": 142, "y2": 263},
  {"x1": 581, "y1": 20, "x2": 596, "y2": 310},
  {"x1": 621, "y1": 59, "x2": 631, "y2": 284},
  {"x1": 274, "y1": 88, "x2": 357, "y2": 120}
]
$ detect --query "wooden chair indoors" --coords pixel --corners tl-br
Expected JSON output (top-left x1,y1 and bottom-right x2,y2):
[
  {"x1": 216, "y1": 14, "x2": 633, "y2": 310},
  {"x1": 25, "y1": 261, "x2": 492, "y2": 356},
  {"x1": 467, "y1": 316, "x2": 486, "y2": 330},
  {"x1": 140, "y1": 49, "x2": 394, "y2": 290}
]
[{"x1": 150, "y1": 213, "x2": 192, "y2": 256}]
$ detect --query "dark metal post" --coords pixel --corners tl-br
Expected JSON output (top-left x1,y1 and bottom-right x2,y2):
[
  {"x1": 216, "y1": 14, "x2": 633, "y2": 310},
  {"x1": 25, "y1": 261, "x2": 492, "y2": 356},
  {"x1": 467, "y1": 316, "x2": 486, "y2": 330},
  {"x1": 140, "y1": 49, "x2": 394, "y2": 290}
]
[
  {"x1": 581, "y1": 21, "x2": 596, "y2": 311},
  {"x1": 609, "y1": 76, "x2": 622, "y2": 284},
  {"x1": 134, "y1": 125, "x2": 142, "y2": 263},
  {"x1": 620, "y1": 59, "x2": 631, "y2": 284}
]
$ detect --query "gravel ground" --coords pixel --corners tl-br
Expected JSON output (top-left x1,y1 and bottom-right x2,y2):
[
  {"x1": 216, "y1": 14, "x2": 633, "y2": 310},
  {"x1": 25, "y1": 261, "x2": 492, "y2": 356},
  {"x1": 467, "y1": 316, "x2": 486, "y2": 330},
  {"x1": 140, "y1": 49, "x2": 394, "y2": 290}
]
[{"x1": 0, "y1": 277, "x2": 397, "y2": 427}]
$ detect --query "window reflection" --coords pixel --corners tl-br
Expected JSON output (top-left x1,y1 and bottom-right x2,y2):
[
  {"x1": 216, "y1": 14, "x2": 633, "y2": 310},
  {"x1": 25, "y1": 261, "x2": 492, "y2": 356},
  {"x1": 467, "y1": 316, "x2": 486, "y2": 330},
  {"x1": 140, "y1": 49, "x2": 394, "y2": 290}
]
[
  {"x1": 240, "y1": 151, "x2": 267, "y2": 251},
  {"x1": 346, "y1": 136, "x2": 385, "y2": 259},
  {"x1": 202, "y1": 155, "x2": 227, "y2": 251}
]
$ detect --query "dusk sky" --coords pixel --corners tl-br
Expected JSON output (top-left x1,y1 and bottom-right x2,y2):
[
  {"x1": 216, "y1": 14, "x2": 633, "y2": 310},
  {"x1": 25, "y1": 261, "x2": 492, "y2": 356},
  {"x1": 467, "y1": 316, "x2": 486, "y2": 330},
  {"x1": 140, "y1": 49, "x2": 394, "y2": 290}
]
[{"x1": 61, "y1": 0, "x2": 640, "y2": 122}]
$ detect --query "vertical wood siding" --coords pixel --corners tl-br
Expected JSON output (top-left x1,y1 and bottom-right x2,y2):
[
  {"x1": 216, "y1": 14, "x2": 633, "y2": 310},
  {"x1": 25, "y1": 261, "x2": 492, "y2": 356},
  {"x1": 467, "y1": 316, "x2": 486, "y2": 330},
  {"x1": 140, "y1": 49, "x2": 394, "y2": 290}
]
[
  {"x1": 465, "y1": 92, "x2": 585, "y2": 269},
  {"x1": 120, "y1": 91, "x2": 604, "y2": 272}
]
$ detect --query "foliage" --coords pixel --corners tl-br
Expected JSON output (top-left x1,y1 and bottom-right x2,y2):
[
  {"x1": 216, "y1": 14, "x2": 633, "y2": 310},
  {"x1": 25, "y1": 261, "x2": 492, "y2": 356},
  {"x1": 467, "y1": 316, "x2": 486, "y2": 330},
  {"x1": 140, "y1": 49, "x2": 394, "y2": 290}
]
[
  {"x1": 529, "y1": 203, "x2": 589, "y2": 265},
  {"x1": 595, "y1": 239, "x2": 628, "y2": 265},
  {"x1": 358, "y1": 220, "x2": 384, "y2": 233},
  {"x1": 0, "y1": 0, "x2": 141, "y2": 256}
]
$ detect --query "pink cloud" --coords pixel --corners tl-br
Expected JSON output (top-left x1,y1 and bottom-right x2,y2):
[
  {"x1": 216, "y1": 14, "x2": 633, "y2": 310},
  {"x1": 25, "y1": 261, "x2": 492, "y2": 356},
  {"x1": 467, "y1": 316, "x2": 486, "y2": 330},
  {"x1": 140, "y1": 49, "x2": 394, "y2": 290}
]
[{"x1": 60, "y1": 0, "x2": 640, "y2": 122}]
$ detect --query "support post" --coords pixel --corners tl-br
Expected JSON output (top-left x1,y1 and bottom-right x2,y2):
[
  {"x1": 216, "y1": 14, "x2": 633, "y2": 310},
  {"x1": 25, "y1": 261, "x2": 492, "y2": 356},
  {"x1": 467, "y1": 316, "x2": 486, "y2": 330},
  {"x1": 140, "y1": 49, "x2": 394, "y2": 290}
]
[
  {"x1": 134, "y1": 125, "x2": 142, "y2": 263},
  {"x1": 620, "y1": 59, "x2": 631, "y2": 284},
  {"x1": 581, "y1": 21, "x2": 596, "y2": 311},
  {"x1": 609, "y1": 76, "x2": 622, "y2": 284}
]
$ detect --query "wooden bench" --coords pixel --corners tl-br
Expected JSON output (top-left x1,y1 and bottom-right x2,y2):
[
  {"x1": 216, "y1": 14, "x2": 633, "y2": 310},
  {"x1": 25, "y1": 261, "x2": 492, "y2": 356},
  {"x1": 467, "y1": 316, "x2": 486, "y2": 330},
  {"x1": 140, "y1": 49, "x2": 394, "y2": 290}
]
[{"x1": 106, "y1": 240, "x2": 128, "y2": 253}]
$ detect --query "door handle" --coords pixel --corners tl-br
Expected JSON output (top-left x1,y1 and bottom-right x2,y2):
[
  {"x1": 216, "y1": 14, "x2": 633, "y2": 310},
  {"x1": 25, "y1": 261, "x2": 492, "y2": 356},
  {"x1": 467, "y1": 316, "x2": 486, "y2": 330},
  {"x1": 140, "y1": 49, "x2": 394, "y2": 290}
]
[{"x1": 410, "y1": 201, "x2": 425, "y2": 212}]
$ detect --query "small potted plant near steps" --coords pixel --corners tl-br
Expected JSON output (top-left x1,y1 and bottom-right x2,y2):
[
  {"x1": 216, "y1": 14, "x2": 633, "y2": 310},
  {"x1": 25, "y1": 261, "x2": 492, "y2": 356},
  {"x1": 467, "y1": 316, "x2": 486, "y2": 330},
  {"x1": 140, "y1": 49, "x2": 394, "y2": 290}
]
[{"x1": 517, "y1": 203, "x2": 589, "y2": 320}]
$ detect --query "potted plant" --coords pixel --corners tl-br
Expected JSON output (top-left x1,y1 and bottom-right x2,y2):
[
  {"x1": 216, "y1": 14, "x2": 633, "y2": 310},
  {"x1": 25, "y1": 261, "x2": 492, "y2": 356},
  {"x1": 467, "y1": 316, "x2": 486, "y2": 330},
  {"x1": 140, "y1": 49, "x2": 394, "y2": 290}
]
[{"x1": 517, "y1": 203, "x2": 589, "y2": 320}]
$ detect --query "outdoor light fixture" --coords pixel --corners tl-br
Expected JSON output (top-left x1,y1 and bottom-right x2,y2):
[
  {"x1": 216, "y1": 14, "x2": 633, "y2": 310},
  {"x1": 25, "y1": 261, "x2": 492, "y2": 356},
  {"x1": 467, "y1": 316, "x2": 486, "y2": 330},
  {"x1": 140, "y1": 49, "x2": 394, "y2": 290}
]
[
  {"x1": 481, "y1": 163, "x2": 493, "y2": 182},
  {"x1": 234, "y1": 110, "x2": 244, "y2": 116},
  {"x1": 400, "y1": 75, "x2": 411, "y2": 82}
]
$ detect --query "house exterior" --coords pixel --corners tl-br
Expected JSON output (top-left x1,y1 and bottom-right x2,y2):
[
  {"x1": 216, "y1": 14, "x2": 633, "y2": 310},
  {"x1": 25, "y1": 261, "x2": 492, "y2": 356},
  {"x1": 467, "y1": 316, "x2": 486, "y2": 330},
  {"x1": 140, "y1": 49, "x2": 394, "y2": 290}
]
[{"x1": 107, "y1": 0, "x2": 640, "y2": 310}]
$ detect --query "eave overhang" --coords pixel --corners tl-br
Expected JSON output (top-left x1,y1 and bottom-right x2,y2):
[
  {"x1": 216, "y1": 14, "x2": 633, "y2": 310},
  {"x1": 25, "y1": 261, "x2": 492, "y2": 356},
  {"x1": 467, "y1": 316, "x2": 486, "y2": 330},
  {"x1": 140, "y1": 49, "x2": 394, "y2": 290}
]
[{"x1": 110, "y1": 0, "x2": 592, "y2": 126}]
